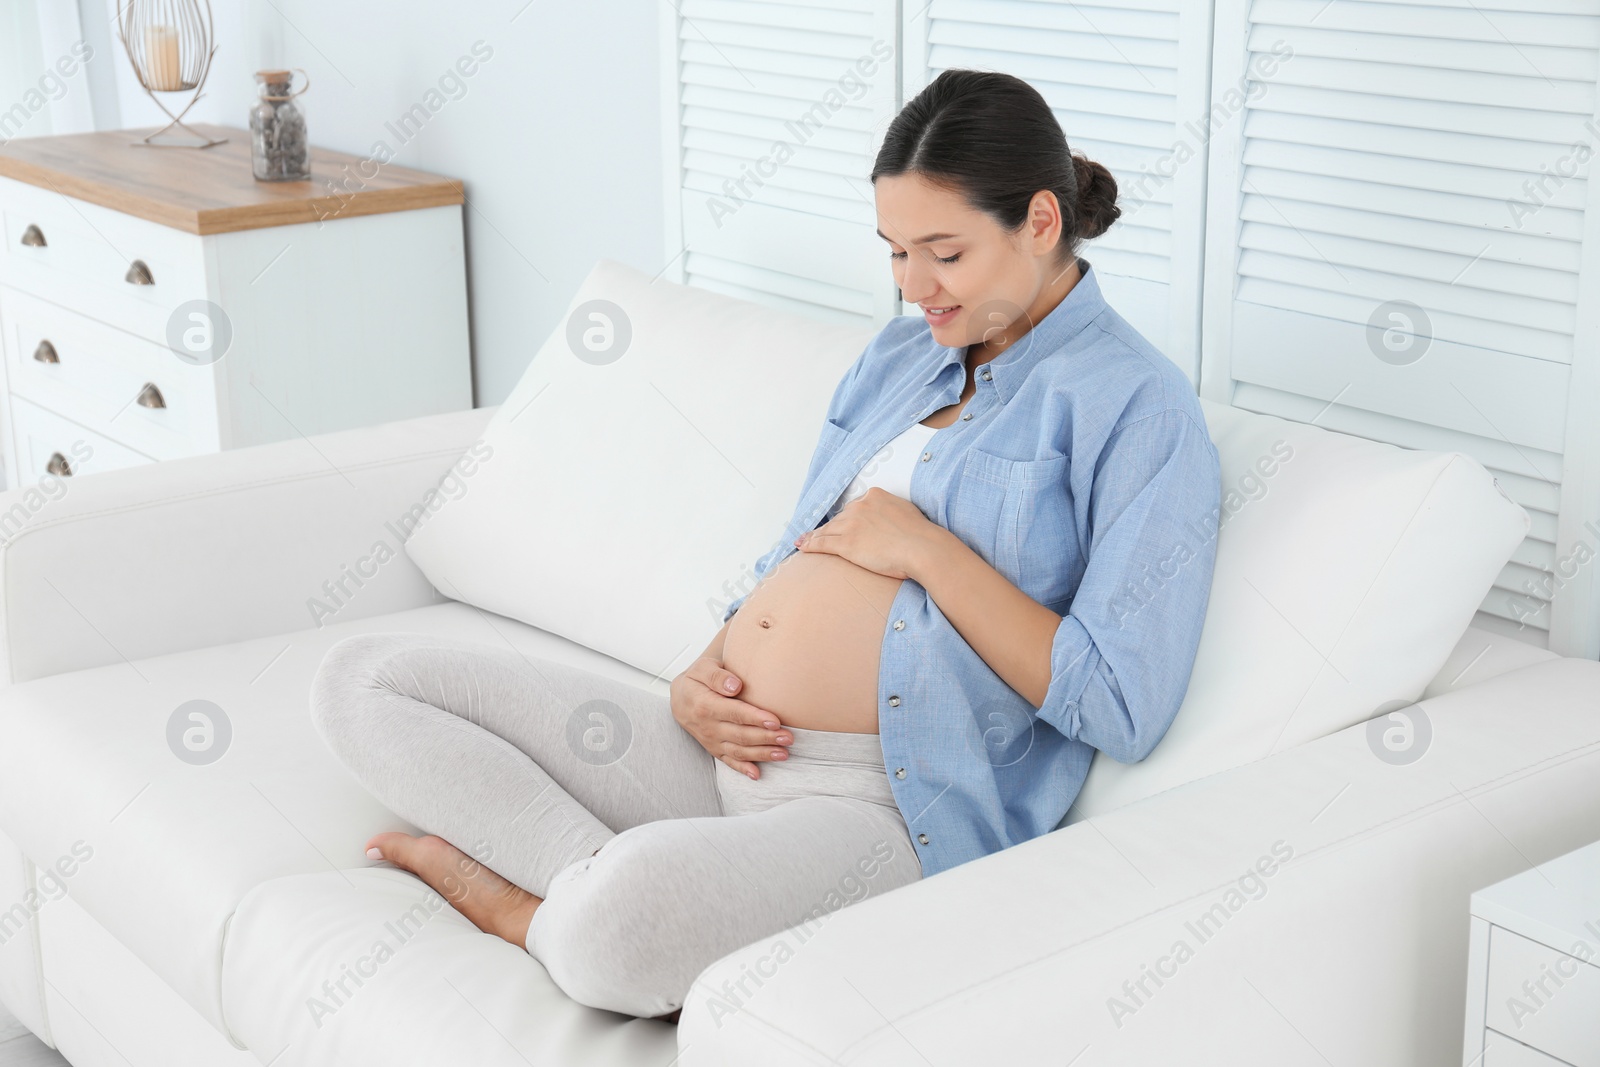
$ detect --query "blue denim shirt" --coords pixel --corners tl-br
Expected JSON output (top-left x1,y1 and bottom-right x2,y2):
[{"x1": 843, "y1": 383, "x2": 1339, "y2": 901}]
[{"x1": 721, "y1": 258, "x2": 1221, "y2": 878}]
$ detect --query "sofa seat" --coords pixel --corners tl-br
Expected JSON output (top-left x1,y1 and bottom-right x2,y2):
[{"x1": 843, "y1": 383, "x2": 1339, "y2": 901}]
[
  {"x1": 220, "y1": 867, "x2": 676, "y2": 1065},
  {"x1": 0, "y1": 600, "x2": 675, "y2": 1061}
]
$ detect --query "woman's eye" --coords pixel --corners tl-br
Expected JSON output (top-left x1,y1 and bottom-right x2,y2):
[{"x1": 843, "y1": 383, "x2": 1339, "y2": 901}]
[{"x1": 889, "y1": 251, "x2": 962, "y2": 264}]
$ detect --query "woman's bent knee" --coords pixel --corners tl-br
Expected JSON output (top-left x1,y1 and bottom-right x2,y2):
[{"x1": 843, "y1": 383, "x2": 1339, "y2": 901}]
[
  {"x1": 308, "y1": 632, "x2": 421, "y2": 739},
  {"x1": 525, "y1": 826, "x2": 702, "y2": 1017}
]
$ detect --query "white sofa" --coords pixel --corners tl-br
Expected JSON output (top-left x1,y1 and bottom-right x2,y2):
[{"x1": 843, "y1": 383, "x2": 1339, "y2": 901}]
[{"x1": 0, "y1": 264, "x2": 1597, "y2": 1067}]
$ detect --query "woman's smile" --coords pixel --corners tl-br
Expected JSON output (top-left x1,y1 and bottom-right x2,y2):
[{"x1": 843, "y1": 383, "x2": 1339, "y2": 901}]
[{"x1": 922, "y1": 303, "x2": 961, "y2": 326}]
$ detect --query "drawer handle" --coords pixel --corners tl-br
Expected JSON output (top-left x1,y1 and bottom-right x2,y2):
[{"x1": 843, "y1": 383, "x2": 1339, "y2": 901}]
[
  {"x1": 136, "y1": 382, "x2": 166, "y2": 409},
  {"x1": 21, "y1": 224, "x2": 47, "y2": 248},
  {"x1": 46, "y1": 452, "x2": 73, "y2": 478},
  {"x1": 125, "y1": 259, "x2": 155, "y2": 286},
  {"x1": 33, "y1": 340, "x2": 59, "y2": 364}
]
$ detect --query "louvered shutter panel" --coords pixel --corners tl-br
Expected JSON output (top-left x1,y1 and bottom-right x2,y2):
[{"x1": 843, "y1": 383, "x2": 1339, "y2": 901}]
[
  {"x1": 902, "y1": 0, "x2": 1216, "y2": 382},
  {"x1": 1199, "y1": 0, "x2": 1600, "y2": 656},
  {"x1": 660, "y1": 0, "x2": 901, "y2": 325}
]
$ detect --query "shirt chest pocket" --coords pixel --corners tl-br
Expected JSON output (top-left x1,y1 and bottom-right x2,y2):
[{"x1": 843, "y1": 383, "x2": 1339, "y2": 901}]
[
  {"x1": 947, "y1": 448, "x2": 1080, "y2": 607},
  {"x1": 816, "y1": 417, "x2": 851, "y2": 459},
  {"x1": 804, "y1": 418, "x2": 853, "y2": 490}
]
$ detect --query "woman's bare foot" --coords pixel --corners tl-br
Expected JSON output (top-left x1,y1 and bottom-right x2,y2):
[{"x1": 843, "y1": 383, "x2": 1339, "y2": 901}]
[{"x1": 366, "y1": 832, "x2": 541, "y2": 949}]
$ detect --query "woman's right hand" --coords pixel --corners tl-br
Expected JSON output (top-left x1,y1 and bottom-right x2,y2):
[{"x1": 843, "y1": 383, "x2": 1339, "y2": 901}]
[{"x1": 671, "y1": 656, "x2": 792, "y2": 780}]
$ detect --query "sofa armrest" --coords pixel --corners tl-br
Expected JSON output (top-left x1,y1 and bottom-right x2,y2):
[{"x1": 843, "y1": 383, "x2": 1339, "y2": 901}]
[
  {"x1": 0, "y1": 826, "x2": 50, "y2": 1048},
  {"x1": 678, "y1": 657, "x2": 1600, "y2": 1065},
  {"x1": 0, "y1": 406, "x2": 494, "y2": 684}
]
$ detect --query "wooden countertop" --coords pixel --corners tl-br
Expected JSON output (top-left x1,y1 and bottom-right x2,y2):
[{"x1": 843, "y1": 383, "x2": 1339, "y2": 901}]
[{"x1": 0, "y1": 124, "x2": 464, "y2": 235}]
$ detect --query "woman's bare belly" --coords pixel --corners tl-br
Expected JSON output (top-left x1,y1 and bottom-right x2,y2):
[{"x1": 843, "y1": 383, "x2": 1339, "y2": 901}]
[{"x1": 720, "y1": 551, "x2": 903, "y2": 734}]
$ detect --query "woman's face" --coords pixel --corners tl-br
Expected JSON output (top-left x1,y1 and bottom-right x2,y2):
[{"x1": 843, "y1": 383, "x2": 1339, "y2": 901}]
[{"x1": 874, "y1": 171, "x2": 1075, "y2": 355}]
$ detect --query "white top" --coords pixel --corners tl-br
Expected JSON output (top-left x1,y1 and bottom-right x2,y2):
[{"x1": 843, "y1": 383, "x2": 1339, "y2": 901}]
[{"x1": 826, "y1": 420, "x2": 939, "y2": 521}]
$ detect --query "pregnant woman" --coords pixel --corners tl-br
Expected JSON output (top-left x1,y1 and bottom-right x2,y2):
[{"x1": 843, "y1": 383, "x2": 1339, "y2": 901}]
[{"x1": 310, "y1": 68, "x2": 1221, "y2": 1022}]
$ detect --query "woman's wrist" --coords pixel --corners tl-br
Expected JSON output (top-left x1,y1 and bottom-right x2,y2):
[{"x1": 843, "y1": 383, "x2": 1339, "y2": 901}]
[{"x1": 907, "y1": 523, "x2": 965, "y2": 587}]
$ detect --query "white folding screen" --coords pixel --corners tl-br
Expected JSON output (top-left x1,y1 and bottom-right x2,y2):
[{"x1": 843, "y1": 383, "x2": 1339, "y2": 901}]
[
  {"x1": 662, "y1": 0, "x2": 1600, "y2": 658},
  {"x1": 902, "y1": 0, "x2": 1217, "y2": 383},
  {"x1": 1199, "y1": 0, "x2": 1600, "y2": 656},
  {"x1": 658, "y1": 0, "x2": 902, "y2": 326}
]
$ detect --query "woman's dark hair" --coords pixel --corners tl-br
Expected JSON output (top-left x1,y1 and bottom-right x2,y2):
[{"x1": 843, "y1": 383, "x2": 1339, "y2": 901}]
[{"x1": 871, "y1": 69, "x2": 1120, "y2": 268}]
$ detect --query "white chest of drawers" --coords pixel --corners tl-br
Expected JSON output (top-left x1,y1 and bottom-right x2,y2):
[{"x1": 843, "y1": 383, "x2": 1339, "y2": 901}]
[
  {"x1": 0, "y1": 124, "x2": 472, "y2": 488},
  {"x1": 1463, "y1": 838, "x2": 1600, "y2": 1066}
]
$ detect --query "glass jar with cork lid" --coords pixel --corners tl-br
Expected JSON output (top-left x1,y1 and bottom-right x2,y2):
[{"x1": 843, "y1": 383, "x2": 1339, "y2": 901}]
[{"x1": 249, "y1": 68, "x2": 310, "y2": 182}]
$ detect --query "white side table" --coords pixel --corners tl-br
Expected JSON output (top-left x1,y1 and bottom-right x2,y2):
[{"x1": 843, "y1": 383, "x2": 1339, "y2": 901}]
[{"x1": 1464, "y1": 838, "x2": 1600, "y2": 1065}]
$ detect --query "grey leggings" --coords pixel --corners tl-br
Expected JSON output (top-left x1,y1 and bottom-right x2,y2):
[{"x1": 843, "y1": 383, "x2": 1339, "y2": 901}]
[{"x1": 308, "y1": 632, "x2": 923, "y2": 1018}]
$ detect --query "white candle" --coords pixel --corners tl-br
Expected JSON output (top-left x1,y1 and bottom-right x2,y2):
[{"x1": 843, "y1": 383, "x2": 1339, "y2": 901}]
[{"x1": 145, "y1": 25, "x2": 182, "y2": 91}]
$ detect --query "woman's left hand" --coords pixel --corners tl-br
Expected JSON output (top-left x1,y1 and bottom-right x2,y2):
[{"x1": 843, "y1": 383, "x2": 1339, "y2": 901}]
[{"x1": 793, "y1": 488, "x2": 950, "y2": 580}]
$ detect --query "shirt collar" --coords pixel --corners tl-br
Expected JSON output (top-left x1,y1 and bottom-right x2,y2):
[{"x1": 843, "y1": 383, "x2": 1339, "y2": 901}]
[{"x1": 921, "y1": 256, "x2": 1105, "y2": 403}]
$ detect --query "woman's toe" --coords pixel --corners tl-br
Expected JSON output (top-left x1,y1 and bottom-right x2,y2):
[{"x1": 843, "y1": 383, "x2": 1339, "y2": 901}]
[{"x1": 364, "y1": 831, "x2": 421, "y2": 869}]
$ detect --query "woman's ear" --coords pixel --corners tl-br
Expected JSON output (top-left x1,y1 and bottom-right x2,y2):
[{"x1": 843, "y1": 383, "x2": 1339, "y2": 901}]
[{"x1": 1028, "y1": 189, "x2": 1064, "y2": 259}]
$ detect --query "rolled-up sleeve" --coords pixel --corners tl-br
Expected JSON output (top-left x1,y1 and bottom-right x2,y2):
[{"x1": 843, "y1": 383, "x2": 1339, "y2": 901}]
[{"x1": 1035, "y1": 408, "x2": 1220, "y2": 762}]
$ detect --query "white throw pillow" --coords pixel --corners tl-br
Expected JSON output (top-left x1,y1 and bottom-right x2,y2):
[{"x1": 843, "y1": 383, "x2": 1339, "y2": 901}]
[
  {"x1": 403, "y1": 258, "x2": 875, "y2": 678},
  {"x1": 1066, "y1": 399, "x2": 1530, "y2": 820}
]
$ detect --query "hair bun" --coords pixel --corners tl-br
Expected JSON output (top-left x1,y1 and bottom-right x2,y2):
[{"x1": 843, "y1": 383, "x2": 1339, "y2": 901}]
[{"x1": 1072, "y1": 155, "x2": 1121, "y2": 241}]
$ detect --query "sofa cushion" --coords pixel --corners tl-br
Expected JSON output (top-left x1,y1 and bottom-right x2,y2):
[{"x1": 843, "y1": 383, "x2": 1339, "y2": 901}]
[
  {"x1": 0, "y1": 601, "x2": 664, "y2": 1047},
  {"x1": 1421, "y1": 623, "x2": 1558, "y2": 700},
  {"x1": 221, "y1": 868, "x2": 676, "y2": 1066},
  {"x1": 402, "y1": 258, "x2": 877, "y2": 678},
  {"x1": 1069, "y1": 399, "x2": 1530, "y2": 818}
]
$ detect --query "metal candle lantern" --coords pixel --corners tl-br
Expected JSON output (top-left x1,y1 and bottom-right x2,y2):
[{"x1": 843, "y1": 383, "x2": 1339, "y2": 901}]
[{"x1": 117, "y1": 0, "x2": 225, "y2": 148}]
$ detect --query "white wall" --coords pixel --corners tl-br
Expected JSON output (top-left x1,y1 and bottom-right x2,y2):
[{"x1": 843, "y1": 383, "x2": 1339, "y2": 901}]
[{"x1": 91, "y1": 0, "x2": 665, "y2": 405}]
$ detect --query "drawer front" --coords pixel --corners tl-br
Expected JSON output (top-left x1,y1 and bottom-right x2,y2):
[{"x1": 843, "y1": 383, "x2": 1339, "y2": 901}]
[
  {"x1": 1487, "y1": 1028, "x2": 1576, "y2": 1066},
  {"x1": 0, "y1": 176, "x2": 207, "y2": 344},
  {"x1": 10, "y1": 395, "x2": 154, "y2": 487},
  {"x1": 2, "y1": 287, "x2": 218, "y2": 460},
  {"x1": 1486, "y1": 926, "x2": 1600, "y2": 1067}
]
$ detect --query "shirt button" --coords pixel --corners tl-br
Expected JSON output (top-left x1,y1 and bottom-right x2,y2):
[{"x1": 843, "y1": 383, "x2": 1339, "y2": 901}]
[
  {"x1": 917, "y1": 833, "x2": 929, "y2": 845},
  {"x1": 961, "y1": 411, "x2": 973, "y2": 421},
  {"x1": 980, "y1": 369, "x2": 992, "y2": 382},
  {"x1": 895, "y1": 767, "x2": 906, "y2": 779},
  {"x1": 920, "y1": 451, "x2": 932, "y2": 462},
  {"x1": 887, "y1": 695, "x2": 901, "y2": 707},
  {"x1": 893, "y1": 619, "x2": 905, "y2": 630}
]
